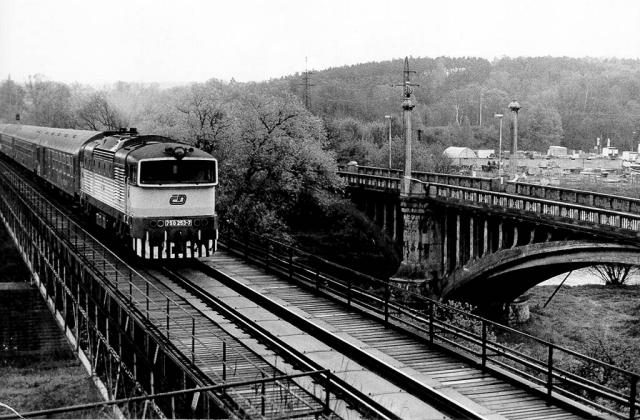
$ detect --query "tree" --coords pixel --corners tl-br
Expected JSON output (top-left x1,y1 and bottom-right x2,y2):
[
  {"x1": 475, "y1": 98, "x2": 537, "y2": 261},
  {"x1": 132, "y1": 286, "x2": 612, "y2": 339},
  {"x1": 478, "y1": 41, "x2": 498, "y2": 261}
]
[
  {"x1": 589, "y1": 264, "x2": 638, "y2": 286},
  {"x1": 521, "y1": 103, "x2": 564, "y2": 151},
  {"x1": 217, "y1": 86, "x2": 340, "y2": 239},
  {"x1": 175, "y1": 80, "x2": 230, "y2": 154},
  {"x1": 76, "y1": 92, "x2": 126, "y2": 130},
  {"x1": 23, "y1": 75, "x2": 75, "y2": 128},
  {"x1": 0, "y1": 78, "x2": 26, "y2": 123}
]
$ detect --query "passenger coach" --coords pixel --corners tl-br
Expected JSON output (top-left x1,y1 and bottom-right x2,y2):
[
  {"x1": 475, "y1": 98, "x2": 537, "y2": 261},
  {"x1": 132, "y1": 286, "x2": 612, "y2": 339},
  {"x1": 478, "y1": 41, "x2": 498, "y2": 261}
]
[{"x1": 0, "y1": 124, "x2": 218, "y2": 259}]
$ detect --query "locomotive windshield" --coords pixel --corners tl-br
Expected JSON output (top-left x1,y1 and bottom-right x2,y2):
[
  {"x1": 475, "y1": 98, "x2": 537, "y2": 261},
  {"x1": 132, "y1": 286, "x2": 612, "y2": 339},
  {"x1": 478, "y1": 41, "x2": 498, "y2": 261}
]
[{"x1": 139, "y1": 159, "x2": 217, "y2": 185}]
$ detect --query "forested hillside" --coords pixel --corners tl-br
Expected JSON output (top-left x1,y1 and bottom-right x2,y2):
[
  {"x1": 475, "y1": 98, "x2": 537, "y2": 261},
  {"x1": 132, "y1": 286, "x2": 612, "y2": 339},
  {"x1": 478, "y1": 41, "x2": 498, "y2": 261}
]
[
  {"x1": 0, "y1": 56, "x2": 639, "y2": 274},
  {"x1": 284, "y1": 56, "x2": 640, "y2": 158}
]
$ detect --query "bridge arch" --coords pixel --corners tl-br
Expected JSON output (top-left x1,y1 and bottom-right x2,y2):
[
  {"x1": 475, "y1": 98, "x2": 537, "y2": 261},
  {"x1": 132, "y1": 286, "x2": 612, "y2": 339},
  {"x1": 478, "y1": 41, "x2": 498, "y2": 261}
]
[{"x1": 442, "y1": 241, "x2": 640, "y2": 304}]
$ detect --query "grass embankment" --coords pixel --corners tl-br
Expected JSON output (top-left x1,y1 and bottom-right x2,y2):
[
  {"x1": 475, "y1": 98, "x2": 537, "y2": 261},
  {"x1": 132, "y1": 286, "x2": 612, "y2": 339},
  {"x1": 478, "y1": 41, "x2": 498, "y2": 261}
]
[
  {"x1": 507, "y1": 284, "x2": 640, "y2": 374},
  {"x1": 0, "y1": 221, "x2": 105, "y2": 418},
  {"x1": 0, "y1": 358, "x2": 107, "y2": 418}
]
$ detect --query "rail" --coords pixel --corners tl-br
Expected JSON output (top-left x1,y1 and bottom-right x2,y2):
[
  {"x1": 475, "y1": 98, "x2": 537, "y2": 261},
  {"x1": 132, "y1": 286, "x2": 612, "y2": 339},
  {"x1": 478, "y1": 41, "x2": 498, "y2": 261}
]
[{"x1": 220, "y1": 230, "x2": 640, "y2": 419}]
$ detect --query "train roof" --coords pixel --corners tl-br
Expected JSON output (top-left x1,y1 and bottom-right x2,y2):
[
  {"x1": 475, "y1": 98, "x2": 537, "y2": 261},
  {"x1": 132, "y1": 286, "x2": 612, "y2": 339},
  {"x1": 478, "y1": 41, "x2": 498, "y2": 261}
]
[
  {"x1": 0, "y1": 124, "x2": 104, "y2": 155},
  {"x1": 120, "y1": 140, "x2": 215, "y2": 163}
]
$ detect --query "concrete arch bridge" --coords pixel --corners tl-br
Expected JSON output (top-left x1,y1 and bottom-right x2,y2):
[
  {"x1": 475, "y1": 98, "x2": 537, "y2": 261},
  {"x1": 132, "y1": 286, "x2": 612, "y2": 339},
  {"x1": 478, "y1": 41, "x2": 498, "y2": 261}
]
[{"x1": 338, "y1": 165, "x2": 640, "y2": 305}]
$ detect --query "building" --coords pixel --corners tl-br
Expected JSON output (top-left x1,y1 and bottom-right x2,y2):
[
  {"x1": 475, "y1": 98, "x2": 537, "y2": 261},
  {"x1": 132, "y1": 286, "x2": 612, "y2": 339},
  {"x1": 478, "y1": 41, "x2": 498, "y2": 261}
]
[
  {"x1": 547, "y1": 146, "x2": 568, "y2": 157},
  {"x1": 602, "y1": 147, "x2": 619, "y2": 157},
  {"x1": 443, "y1": 147, "x2": 477, "y2": 159},
  {"x1": 474, "y1": 149, "x2": 495, "y2": 159}
]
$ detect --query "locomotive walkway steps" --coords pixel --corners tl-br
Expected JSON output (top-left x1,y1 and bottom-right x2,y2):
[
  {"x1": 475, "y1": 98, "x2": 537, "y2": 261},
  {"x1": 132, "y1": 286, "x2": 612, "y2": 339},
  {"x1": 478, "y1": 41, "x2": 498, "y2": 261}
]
[{"x1": 194, "y1": 250, "x2": 595, "y2": 420}]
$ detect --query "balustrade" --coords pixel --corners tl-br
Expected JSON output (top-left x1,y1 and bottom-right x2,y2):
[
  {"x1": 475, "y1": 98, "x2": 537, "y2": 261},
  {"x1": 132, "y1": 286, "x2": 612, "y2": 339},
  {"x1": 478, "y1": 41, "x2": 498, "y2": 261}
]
[{"x1": 432, "y1": 183, "x2": 640, "y2": 234}]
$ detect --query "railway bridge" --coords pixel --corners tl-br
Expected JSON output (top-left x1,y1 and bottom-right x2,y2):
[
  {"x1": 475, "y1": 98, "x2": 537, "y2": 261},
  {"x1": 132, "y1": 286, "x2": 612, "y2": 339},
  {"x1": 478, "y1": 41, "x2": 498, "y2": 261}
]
[
  {"x1": 1, "y1": 155, "x2": 640, "y2": 419},
  {"x1": 338, "y1": 165, "x2": 640, "y2": 304}
]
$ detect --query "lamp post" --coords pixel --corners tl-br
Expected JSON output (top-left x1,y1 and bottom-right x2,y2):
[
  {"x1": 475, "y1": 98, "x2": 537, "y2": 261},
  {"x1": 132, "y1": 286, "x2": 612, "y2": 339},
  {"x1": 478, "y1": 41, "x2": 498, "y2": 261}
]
[
  {"x1": 508, "y1": 100, "x2": 521, "y2": 178},
  {"x1": 385, "y1": 115, "x2": 392, "y2": 172},
  {"x1": 494, "y1": 113, "x2": 503, "y2": 183}
]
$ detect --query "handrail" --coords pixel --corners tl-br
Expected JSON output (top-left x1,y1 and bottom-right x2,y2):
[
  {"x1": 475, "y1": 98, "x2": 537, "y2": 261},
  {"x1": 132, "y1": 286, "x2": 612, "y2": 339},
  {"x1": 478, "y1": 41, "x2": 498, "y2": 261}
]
[
  {"x1": 338, "y1": 164, "x2": 640, "y2": 215},
  {"x1": 220, "y1": 229, "x2": 640, "y2": 419},
  {"x1": 431, "y1": 182, "x2": 640, "y2": 233},
  {"x1": 0, "y1": 370, "x2": 331, "y2": 419}
]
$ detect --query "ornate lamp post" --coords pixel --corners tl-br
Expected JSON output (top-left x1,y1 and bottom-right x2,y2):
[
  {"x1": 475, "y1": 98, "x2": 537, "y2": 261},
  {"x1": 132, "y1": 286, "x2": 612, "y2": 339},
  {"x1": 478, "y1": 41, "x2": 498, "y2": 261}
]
[
  {"x1": 494, "y1": 113, "x2": 503, "y2": 183},
  {"x1": 508, "y1": 100, "x2": 521, "y2": 178}
]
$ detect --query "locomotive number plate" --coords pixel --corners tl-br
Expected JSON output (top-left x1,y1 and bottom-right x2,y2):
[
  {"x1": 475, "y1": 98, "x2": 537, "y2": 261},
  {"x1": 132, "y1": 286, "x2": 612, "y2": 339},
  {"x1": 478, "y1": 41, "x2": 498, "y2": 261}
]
[{"x1": 165, "y1": 219, "x2": 192, "y2": 227}]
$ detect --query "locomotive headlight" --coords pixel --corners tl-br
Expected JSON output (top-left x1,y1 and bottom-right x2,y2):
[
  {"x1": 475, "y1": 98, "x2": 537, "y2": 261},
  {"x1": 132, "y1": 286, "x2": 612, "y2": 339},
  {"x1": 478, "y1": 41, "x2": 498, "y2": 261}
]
[
  {"x1": 157, "y1": 220, "x2": 165, "y2": 228},
  {"x1": 149, "y1": 220, "x2": 157, "y2": 228},
  {"x1": 193, "y1": 219, "x2": 201, "y2": 227}
]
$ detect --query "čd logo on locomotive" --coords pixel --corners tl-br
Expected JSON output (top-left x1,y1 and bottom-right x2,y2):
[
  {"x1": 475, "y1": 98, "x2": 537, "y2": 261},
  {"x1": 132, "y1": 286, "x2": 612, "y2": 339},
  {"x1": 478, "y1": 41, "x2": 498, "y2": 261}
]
[{"x1": 169, "y1": 194, "x2": 187, "y2": 205}]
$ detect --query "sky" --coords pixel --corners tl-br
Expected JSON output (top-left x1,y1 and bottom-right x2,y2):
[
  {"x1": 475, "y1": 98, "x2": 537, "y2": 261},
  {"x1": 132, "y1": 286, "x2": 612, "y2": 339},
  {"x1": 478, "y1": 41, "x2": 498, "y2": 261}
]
[{"x1": 1, "y1": 0, "x2": 640, "y2": 85}]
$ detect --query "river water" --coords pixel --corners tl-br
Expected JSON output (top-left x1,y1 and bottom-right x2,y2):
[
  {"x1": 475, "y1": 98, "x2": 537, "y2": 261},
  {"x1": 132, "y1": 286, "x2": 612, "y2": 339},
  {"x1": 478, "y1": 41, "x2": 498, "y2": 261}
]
[{"x1": 540, "y1": 268, "x2": 640, "y2": 286}]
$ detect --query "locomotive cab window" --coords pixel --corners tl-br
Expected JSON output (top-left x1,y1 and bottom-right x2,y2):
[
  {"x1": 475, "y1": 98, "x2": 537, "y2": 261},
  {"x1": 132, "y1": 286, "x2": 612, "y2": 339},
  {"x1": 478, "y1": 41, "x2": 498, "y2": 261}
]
[{"x1": 139, "y1": 159, "x2": 217, "y2": 185}]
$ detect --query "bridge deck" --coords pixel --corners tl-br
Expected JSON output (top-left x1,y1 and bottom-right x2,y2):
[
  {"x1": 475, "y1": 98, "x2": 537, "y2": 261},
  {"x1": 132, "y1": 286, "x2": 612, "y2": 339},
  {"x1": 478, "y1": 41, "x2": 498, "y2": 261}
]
[{"x1": 200, "y1": 251, "x2": 592, "y2": 420}]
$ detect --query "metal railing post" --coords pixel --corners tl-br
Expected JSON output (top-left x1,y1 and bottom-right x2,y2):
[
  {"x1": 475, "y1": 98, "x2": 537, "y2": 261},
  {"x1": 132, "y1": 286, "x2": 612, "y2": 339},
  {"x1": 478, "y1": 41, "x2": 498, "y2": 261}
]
[
  {"x1": 547, "y1": 345, "x2": 554, "y2": 397},
  {"x1": 630, "y1": 375, "x2": 638, "y2": 420},
  {"x1": 288, "y1": 248, "x2": 293, "y2": 280},
  {"x1": 384, "y1": 281, "x2": 390, "y2": 325},
  {"x1": 146, "y1": 281, "x2": 150, "y2": 319},
  {"x1": 166, "y1": 298, "x2": 170, "y2": 339},
  {"x1": 481, "y1": 320, "x2": 487, "y2": 368},
  {"x1": 261, "y1": 372, "x2": 266, "y2": 416},
  {"x1": 324, "y1": 374, "x2": 331, "y2": 415},
  {"x1": 429, "y1": 301, "x2": 434, "y2": 343},
  {"x1": 191, "y1": 317, "x2": 195, "y2": 363},
  {"x1": 223, "y1": 341, "x2": 227, "y2": 381}
]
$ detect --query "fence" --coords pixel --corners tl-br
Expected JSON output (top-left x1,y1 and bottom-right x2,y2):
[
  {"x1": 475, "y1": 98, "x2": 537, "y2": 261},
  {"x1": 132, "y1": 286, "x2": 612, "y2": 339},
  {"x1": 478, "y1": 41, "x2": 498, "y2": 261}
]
[{"x1": 220, "y1": 230, "x2": 640, "y2": 419}]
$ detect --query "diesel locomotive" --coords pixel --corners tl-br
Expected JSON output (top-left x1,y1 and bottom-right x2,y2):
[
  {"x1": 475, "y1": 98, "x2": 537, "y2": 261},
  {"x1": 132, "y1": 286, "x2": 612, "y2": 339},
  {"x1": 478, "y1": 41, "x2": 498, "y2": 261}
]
[{"x1": 0, "y1": 124, "x2": 218, "y2": 259}]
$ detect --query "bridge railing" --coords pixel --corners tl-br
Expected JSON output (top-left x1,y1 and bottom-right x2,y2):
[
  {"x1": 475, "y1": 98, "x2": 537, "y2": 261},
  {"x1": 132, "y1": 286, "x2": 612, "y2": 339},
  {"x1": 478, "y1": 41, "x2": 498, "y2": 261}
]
[
  {"x1": 338, "y1": 165, "x2": 640, "y2": 216},
  {"x1": 430, "y1": 182, "x2": 640, "y2": 234},
  {"x1": 220, "y1": 230, "x2": 640, "y2": 419},
  {"x1": 508, "y1": 181, "x2": 640, "y2": 214},
  {"x1": 337, "y1": 164, "x2": 499, "y2": 190}
]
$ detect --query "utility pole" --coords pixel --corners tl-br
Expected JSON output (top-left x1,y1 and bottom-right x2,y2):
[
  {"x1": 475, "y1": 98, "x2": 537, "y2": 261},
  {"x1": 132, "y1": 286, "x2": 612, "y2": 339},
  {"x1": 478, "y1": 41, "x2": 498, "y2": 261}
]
[
  {"x1": 301, "y1": 57, "x2": 315, "y2": 110},
  {"x1": 385, "y1": 115, "x2": 392, "y2": 171},
  {"x1": 479, "y1": 92, "x2": 483, "y2": 127},
  {"x1": 393, "y1": 57, "x2": 419, "y2": 195},
  {"x1": 508, "y1": 100, "x2": 521, "y2": 178}
]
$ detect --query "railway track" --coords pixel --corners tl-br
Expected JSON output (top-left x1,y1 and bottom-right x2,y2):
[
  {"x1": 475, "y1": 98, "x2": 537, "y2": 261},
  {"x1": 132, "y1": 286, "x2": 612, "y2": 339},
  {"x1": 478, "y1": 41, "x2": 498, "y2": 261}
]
[
  {"x1": 0, "y1": 158, "x2": 421, "y2": 419},
  {"x1": 160, "y1": 261, "x2": 504, "y2": 419},
  {"x1": 0, "y1": 160, "x2": 330, "y2": 418},
  {"x1": 155, "y1": 264, "x2": 473, "y2": 420},
  {"x1": 1, "y1": 156, "x2": 620, "y2": 419},
  {"x1": 179, "y1": 249, "x2": 595, "y2": 420}
]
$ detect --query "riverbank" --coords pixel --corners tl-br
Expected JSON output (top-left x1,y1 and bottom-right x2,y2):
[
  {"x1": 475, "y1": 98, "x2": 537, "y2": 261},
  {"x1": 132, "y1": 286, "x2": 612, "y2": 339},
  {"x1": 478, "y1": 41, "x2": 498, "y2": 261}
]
[{"x1": 515, "y1": 284, "x2": 640, "y2": 374}]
